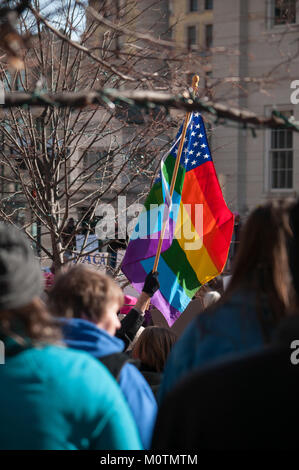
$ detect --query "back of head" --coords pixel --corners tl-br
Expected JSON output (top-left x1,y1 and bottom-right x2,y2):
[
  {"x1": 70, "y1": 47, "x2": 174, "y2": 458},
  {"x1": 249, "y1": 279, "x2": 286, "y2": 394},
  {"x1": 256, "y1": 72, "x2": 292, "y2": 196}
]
[
  {"x1": 225, "y1": 200, "x2": 294, "y2": 329},
  {"x1": 0, "y1": 223, "x2": 43, "y2": 311},
  {"x1": 132, "y1": 326, "x2": 177, "y2": 373},
  {"x1": 48, "y1": 264, "x2": 124, "y2": 323},
  {"x1": 0, "y1": 223, "x2": 58, "y2": 344},
  {"x1": 203, "y1": 291, "x2": 221, "y2": 309}
]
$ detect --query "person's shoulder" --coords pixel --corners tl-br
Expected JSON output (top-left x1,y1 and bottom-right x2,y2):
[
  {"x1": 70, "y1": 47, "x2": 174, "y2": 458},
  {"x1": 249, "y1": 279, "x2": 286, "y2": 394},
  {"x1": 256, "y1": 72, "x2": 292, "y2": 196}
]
[
  {"x1": 120, "y1": 362, "x2": 157, "y2": 402},
  {"x1": 33, "y1": 344, "x2": 97, "y2": 365},
  {"x1": 180, "y1": 316, "x2": 201, "y2": 338},
  {"x1": 38, "y1": 345, "x2": 129, "y2": 409},
  {"x1": 31, "y1": 344, "x2": 115, "y2": 385},
  {"x1": 165, "y1": 344, "x2": 285, "y2": 405},
  {"x1": 121, "y1": 361, "x2": 150, "y2": 385},
  {"x1": 196, "y1": 289, "x2": 255, "y2": 326}
]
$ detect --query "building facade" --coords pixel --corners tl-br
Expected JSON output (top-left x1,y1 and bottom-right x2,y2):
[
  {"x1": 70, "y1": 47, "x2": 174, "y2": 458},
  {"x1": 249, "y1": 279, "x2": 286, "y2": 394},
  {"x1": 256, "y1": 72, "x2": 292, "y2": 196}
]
[{"x1": 169, "y1": 0, "x2": 299, "y2": 214}]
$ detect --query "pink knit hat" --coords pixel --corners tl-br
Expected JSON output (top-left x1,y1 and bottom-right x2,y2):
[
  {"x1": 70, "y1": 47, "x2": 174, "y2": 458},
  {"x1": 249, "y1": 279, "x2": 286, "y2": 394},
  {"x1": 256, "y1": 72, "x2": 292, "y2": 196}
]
[{"x1": 120, "y1": 294, "x2": 138, "y2": 315}]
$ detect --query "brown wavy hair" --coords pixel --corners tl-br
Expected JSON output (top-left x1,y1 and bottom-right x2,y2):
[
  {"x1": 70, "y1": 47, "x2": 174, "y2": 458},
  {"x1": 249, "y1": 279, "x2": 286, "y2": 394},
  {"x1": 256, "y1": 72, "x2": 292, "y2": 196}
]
[
  {"x1": 132, "y1": 326, "x2": 177, "y2": 372},
  {"x1": 0, "y1": 296, "x2": 61, "y2": 346},
  {"x1": 222, "y1": 200, "x2": 295, "y2": 341}
]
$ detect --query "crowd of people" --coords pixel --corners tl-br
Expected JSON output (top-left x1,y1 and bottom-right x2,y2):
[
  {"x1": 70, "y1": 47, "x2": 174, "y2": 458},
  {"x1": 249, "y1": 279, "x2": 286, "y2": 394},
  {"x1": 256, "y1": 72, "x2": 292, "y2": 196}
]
[{"x1": 0, "y1": 198, "x2": 299, "y2": 450}]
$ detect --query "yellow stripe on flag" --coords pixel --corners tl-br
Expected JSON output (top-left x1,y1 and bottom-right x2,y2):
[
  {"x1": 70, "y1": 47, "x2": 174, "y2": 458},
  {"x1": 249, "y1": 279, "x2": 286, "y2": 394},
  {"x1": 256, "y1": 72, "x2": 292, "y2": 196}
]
[{"x1": 174, "y1": 201, "x2": 219, "y2": 284}]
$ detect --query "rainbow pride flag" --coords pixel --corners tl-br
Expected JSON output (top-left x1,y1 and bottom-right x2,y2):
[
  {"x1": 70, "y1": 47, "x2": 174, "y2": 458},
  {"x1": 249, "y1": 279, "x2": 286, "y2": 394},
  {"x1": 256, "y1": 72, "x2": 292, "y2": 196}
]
[{"x1": 122, "y1": 112, "x2": 234, "y2": 326}]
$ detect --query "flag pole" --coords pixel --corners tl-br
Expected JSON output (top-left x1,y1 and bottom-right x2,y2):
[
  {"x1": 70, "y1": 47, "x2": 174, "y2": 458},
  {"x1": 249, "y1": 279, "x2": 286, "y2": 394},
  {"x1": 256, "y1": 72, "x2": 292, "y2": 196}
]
[{"x1": 151, "y1": 75, "x2": 199, "y2": 275}]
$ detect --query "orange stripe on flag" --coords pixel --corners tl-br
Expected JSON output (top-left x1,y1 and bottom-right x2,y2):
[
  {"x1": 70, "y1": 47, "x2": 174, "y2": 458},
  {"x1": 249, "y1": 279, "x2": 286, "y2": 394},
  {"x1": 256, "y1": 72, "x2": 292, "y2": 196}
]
[{"x1": 182, "y1": 166, "x2": 233, "y2": 272}]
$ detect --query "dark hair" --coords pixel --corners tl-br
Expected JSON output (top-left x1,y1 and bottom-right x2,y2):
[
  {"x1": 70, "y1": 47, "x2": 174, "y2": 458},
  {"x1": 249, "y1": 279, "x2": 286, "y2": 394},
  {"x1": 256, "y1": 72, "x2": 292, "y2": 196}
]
[
  {"x1": 222, "y1": 200, "x2": 294, "y2": 340},
  {"x1": 48, "y1": 264, "x2": 124, "y2": 322},
  {"x1": 132, "y1": 326, "x2": 177, "y2": 372},
  {"x1": 0, "y1": 297, "x2": 61, "y2": 346}
]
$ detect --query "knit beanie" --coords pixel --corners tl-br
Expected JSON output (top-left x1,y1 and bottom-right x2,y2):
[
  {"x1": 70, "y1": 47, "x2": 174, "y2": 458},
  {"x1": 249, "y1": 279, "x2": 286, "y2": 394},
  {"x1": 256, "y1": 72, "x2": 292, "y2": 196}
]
[
  {"x1": 119, "y1": 294, "x2": 138, "y2": 315},
  {"x1": 0, "y1": 223, "x2": 43, "y2": 311}
]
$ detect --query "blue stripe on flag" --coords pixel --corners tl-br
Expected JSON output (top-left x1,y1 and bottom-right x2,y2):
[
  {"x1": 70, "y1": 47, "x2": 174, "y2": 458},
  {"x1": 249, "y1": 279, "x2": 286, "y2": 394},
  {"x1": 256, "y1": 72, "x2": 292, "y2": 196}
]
[
  {"x1": 140, "y1": 256, "x2": 191, "y2": 312},
  {"x1": 130, "y1": 189, "x2": 181, "y2": 240}
]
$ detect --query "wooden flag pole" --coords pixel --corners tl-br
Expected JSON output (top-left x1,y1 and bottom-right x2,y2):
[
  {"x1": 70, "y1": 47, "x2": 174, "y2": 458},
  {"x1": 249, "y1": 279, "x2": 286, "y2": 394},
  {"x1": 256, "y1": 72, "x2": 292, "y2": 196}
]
[
  {"x1": 152, "y1": 74, "x2": 199, "y2": 274},
  {"x1": 142, "y1": 75, "x2": 199, "y2": 311}
]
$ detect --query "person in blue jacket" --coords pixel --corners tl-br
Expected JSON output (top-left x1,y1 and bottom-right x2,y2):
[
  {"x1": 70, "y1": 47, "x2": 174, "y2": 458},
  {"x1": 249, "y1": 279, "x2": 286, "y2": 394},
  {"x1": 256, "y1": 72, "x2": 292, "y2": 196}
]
[
  {"x1": 48, "y1": 265, "x2": 159, "y2": 449},
  {"x1": 0, "y1": 223, "x2": 142, "y2": 450},
  {"x1": 159, "y1": 201, "x2": 296, "y2": 403}
]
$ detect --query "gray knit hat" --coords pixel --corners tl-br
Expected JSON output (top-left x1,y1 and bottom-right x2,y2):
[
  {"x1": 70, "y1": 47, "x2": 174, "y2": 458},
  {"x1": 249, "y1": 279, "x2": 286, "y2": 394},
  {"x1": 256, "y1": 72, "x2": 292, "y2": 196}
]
[{"x1": 0, "y1": 223, "x2": 43, "y2": 311}]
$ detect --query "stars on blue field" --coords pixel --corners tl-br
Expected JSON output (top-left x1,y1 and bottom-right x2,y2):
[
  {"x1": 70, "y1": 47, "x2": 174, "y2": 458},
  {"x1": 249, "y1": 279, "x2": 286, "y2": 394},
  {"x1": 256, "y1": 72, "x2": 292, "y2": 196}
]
[
  {"x1": 155, "y1": 113, "x2": 212, "y2": 182},
  {"x1": 170, "y1": 112, "x2": 212, "y2": 172}
]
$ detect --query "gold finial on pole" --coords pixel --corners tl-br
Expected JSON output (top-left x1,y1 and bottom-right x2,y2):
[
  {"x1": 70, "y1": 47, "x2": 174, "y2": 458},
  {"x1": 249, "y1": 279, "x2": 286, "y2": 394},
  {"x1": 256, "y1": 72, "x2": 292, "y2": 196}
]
[{"x1": 192, "y1": 74, "x2": 200, "y2": 91}]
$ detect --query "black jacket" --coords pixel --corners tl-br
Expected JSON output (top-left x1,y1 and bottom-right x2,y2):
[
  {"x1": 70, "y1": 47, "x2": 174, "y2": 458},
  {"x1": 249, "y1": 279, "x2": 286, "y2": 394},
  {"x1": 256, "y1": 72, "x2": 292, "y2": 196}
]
[
  {"x1": 152, "y1": 330, "x2": 299, "y2": 450},
  {"x1": 139, "y1": 364, "x2": 162, "y2": 400},
  {"x1": 116, "y1": 307, "x2": 145, "y2": 350}
]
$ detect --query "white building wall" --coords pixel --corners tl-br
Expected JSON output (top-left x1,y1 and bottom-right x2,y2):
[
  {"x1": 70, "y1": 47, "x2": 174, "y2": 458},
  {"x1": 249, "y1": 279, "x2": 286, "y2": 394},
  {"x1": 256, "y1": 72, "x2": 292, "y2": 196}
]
[{"x1": 212, "y1": 0, "x2": 299, "y2": 214}]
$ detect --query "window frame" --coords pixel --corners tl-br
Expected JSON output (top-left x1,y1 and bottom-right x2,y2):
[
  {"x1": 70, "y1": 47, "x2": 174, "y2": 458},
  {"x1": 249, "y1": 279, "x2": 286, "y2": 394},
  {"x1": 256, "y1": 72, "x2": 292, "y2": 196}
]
[
  {"x1": 205, "y1": 0, "x2": 213, "y2": 10},
  {"x1": 188, "y1": 0, "x2": 198, "y2": 13},
  {"x1": 265, "y1": 108, "x2": 294, "y2": 192},
  {"x1": 274, "y1": 0, "x2": 296, "y2": 25},
  {"x1": 186, "y1": 24, "x2": 197, "y2": 47},
  {"x1": 205, "y1": 23, "x2": 213, "y2": 48},
  {"x1": 267, "y1": 0, "x2": 298, "y2": 29},
  {"x1": 82, "y1": 149, "x2": 113, "y2": 185}
]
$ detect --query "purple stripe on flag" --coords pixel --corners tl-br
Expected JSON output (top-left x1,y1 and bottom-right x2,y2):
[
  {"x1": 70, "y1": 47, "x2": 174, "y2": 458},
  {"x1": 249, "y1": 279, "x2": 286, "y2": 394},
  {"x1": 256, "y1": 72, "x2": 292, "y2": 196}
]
[
  {"x1": 150, "y1": 290, "x2": 181, "y2": 326},
  {"x1": 121, "y1": 259, "x2": 181, "y2": 327},
  {"x1": 121, "y1": 260, "x2": 147, "y2": 292},
  {"x1": 122, "y1": 217, "x2": 175, "y2": 265}
]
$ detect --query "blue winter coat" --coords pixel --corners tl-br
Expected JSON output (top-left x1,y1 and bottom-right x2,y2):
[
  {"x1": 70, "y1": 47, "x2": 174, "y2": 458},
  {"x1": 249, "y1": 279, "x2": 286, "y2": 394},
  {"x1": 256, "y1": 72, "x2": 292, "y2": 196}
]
[
  {"x1": 62, "y1": 318, "x2": 157, "y2": 449},
  {"x1": 159, "y1": 289, "x2": 275, "y2": 403}
]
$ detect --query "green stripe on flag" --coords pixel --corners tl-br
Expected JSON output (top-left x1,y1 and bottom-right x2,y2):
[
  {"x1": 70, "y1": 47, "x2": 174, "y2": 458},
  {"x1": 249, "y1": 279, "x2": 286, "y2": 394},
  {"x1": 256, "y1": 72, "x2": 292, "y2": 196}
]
[
  {"x1": 161, "y1": 238, "x2": 201, "y2": 298},
  {"x1": 162, "y1": 154, "x2": 185, "y2": 195}
]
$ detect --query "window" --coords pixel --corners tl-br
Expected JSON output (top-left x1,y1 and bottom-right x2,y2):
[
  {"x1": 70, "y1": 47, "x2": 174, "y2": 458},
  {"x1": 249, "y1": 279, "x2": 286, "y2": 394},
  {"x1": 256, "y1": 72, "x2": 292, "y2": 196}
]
[
  {"x1": 205, "y1": 0, "x2": 213, "y2": 10},
  {"x1": 82, "y1": 150, "x2": 113, "y2": 185},
  {"x1": 187, "y1": 25, "x2": 197, "y2": 47},
  {"x1": 205, "y1": 24, "x2": 213, "y2": 48},
  {"x1": 274, "y1": 0, "x2": 296, "y2": 25},
  {"x1": 189, "y1": 0, "x2": 198, "y2": 12},
  {"x1": 12, "y1": 202, "x2": 26, "y2": 227},
  {"x1": 1, "y1": 199, "x2": 26, "y2": 227},
  {"x1": 0, "y1": 163, "x2": 4, "y2": 196},
  {"x1": 269, "y1": 113, "x2": 293, "y2": 189},
  {"x1": 0, "y1": 130, "x2": 4, "y2": 152}
]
